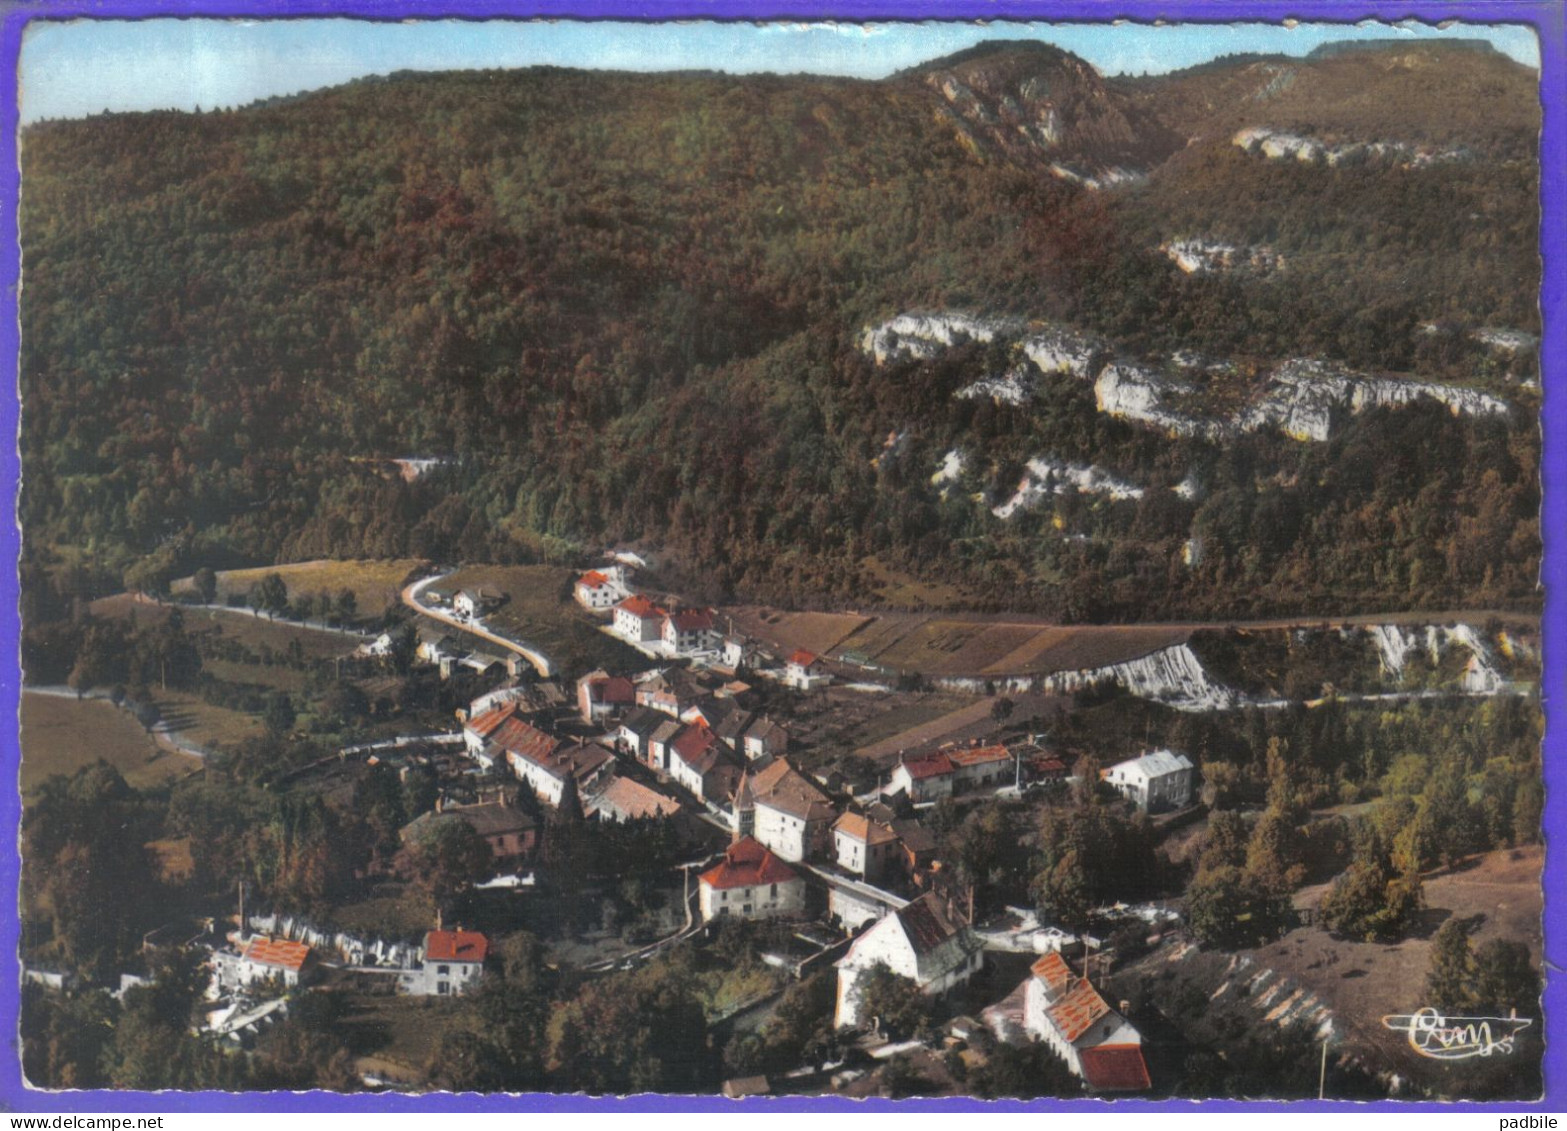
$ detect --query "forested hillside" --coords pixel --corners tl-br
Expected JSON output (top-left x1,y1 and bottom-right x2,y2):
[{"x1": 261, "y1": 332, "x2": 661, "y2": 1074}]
[{"x1": 20, "y1": 39, "x2": 1542, "y2": 622}]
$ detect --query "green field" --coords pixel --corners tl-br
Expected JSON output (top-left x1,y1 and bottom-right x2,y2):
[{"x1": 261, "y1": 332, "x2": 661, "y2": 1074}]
[
  {"x1": 439, "y1": 564, "x2": 650, "y2": 676},
  {"x1": 153, "y1": 689, "x2": 266, "y2": 749},
  {"x1": 21, "y1": 692, "x2": 203, "y2": 798},
  {"x1": 172, "y1": 558, "x2": 429, "y2": 616}
]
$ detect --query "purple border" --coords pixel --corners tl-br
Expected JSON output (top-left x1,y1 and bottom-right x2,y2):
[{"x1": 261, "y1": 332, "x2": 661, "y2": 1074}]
[{"x1": 0, "y1": 0, "x2": 1561, "y2": 1113}]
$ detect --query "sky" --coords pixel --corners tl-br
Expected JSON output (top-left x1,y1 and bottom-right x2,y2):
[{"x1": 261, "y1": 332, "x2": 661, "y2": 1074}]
[{"x1": 18, "y1": 17, "x2": 1542, "y2": 124}]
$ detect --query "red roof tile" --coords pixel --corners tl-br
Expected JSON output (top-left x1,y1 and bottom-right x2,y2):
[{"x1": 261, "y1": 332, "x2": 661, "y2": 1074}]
[
  {"x1": 242, "y1": 937, "x2": 312, "y2": 972},
  {"x1": 1047, "y1": 978, "x2": 1113, "y2": 1043},
  {"x1": 425, "y1": 929, "x2": 489, "y2": 964},
  {"x1": 617, "y1": 595, "x2": 664, "y2": 619},
  {"x1": 700, "y1": 836, "x2": 801, "y2": 891},
  {"x1": 901, "y1": 752, "x2": 955, "y2": 780},
  {"x1": 1031, "y1": 951, "x2": 1075, "y2": 993},
  {"x1": 579, "y1": 571, "x2": 611, "y2": 588},
  {"x1": 667, "y1": 608, "x2": 715, "y2": 632},
  {"x1": 788, "y1": 650, "x2": 819, "y2": 668},
  {"x1": 948, "y1": 743, "x2": 1011, "y2": 768},
  {"x1": 467, "y1": 700, "x2": 521, "y2": 740},
  {"x1": 1079, "y1": 1044, "x2": 1151, "y2": 1092}
]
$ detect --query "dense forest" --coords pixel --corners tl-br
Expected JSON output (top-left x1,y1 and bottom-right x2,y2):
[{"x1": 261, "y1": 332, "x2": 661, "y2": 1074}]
[{"x1": 19, "y1": 39, "x2": 1541, "y2": 620}]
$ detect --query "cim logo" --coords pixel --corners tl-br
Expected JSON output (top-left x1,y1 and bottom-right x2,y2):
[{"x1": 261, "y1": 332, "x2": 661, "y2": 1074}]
[{"x1": 1382, "y1": 1008, "x2": 1533, "y2": 1060}]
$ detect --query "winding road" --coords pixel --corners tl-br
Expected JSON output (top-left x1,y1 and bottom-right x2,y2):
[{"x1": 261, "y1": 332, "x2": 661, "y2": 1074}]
[{"x1": 400, "y1": 573, "x2": 554, "y2": 678}]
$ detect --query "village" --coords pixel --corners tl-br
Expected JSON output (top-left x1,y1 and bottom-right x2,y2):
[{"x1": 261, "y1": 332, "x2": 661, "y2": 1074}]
[{"x1": 91, "y1": 557, "x2": 1205, "y2": 1096}]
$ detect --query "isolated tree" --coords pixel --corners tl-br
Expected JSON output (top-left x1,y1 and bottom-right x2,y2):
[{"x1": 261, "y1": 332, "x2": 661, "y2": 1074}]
[
  {"x1": 1472, "y1": 938, "x2": 1539, "y2": 1018},
  {"x1": 251, "y1": 573, "x2": 288, "y2": 619},
  {"x1": 850, "y1": 964, "x2": 930, "y2": 1040},
  {"x1": 990, "y1": 695, "x2": 1015, "y2": 724},
  {"x1": 334, "y1": 587, "x2": 358, "y2": 622},
  {"x1": 411, "y1": 817, "x2": 493, "y2": 903},
  {"x1": 1424, "y1": 919, "x2": 1477, "y2": 1014},
  {"x1": 262, "y1": 693, "x2": 295, "y2": 737},
  {"x1": 192, "y1": 567, "x2": 218, "y2": 604}
]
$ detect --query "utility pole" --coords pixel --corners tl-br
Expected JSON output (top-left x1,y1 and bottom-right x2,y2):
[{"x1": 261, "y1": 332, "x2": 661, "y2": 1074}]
[{"x1": 1318, "y1": 1038, "x2": 1329, "y2": 1100}]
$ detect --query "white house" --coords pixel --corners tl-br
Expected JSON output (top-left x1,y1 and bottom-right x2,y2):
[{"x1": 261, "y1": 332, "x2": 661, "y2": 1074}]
[
  {"x1": 574, "y1": 568, "x2": 627, "y2": 612},
  {"x1": 613, "y1": 595, "x2": 666, "y2": 643},
  {"x1": 1104, "y1": 749, "x2": 1196, "y2": 814},
  {"x1": 742, "y1": 717, "x2": 789, "y2": 762},
  {"x1": 834, "y1": 893, "x2": 984, "y2": 1028},
  {"x1": 886, "y1": 751, "x2": 956, "y2": 804},
  {"x1": 785, "y1": 650, "x2": 833, "y2": 691},
  {"x1": 697, "y1": 836, "x2": 807, "y2": 922},
  {"x1": 831, "y1": 812, "x2": 901, "y2": 885},
  {"x1": 1023, "y1": 951, "x2": 1151, "y2": 1092},
  {"x1": 399, "y1": 929, "x2": 489, "y2": 997},
  {"x1": 453, "y1": 590, "x2": 482, "y2": 622},
  {"x1": 211, "y1": 937, "x2": 316, "y2": 995},
  {"x1": 740, "y1": 759, "x2": 837, "y2": 863},
  {"x1": 501, "y1": 727, "x2": 614, "y2": 810},
  {"x1": 358, "y1": 631, "x2": 394, "y2": 658},
  {"x1": 662, "y1": 608, "x2": 719, "y2": 656}
]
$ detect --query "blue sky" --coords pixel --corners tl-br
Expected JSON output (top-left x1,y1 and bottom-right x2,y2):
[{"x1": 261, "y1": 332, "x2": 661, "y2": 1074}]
[{"x1": 19, "y1": 17, "x2": 1541, "y2": 124}]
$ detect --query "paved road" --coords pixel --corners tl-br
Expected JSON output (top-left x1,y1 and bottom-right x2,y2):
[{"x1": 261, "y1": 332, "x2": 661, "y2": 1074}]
[{"x1": 400, "y1": 573, "x2": 553, "y2": 678}]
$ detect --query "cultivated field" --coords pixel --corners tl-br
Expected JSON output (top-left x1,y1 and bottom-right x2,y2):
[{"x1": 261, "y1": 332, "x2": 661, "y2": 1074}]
[
  {"x1": 171, "y1": 558, "x2": 429, "y2": 616},
  {"x1": 825, "y1": 613, "x2": 1189, "y2": 678},
  {"x1": 723, "y1": 606, "x2": 872, "y2": 658},
  {"x1": 20, "y1": 692, "x2": 202, "y2": 797},
  {"x1": 436, "y1": 564, "x2": 649, "y2": 675}
]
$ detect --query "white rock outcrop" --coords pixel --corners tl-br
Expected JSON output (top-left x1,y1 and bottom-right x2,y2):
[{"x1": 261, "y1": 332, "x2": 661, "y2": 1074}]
[
  {"x1": 1473, "y1": 327, "x2": 1539, "y2": 355},
  {"x1": 1038, "y1": 642, "x2": 1239, "y2": 712},
  {"x1": 932, "y1": 449, "x2": 967, "y2": 491},
  {"x1": 991, "y1": 457, "x2": 1144, "y2": 518},
  {"x1": 1233, "y1": 127, "x2": 1470, "y2": 168},
  {"x1": 1163, "y1": 238, "x2": 1285, "y2": 276},
  {"x1": 860, "y1": 312, "x2": 1021, "y2": 365},
  {"x1": 957, "y1": 365, "x2": 1038, "y2": 405},
  {"x1": 1366, "y1": 622, "x2": 1506, "y2": 692},
  {"x1": 1097, "y1": 357, "x2": 1507, "y2": 444}
]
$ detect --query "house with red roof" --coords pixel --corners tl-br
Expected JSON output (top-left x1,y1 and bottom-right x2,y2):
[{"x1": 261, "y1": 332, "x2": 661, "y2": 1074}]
[
  {"x1": 887, "y1": 751, "x2": 957, "y2": 804},
  {"x1": 400, "y1": 929, "x2": 490, "y2": 997},
  {"x1": 668, "y1": 725, "x2": 745, "y2": 804},
  {"x1": 577, "y1": 669, "x2": 636, "y2": 724},
  {"x1": 212, "y1": 936, "x2": 317, "y2": 994},
  {"x1": 463, "y1": 699, "x2": 522, "y2": 762},
  {"x1": 947, "y1": 742, "x2": 1015, "y2": 793},
  {"x1": 574, "y1": 567, "x2": 628, "y2": 611},
  {"x1": 698, "y1": 837, "x2": 806, "y2": 922},
  {"x1": 785, "y1": 650, "x2": 833, "y2": 691},
  {"x1": 1024, "y1": 952, "x2": 1150, "y2": 1093},
  {"x1": 662, "y1": 607, "x2": 719, "y2": 656},
  {"x1": 613, "y1": 595, "x2": 667, "y2": 643},
  {"x1": 834, "y1": 893, "x2": 983, "y2": 1028}
]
